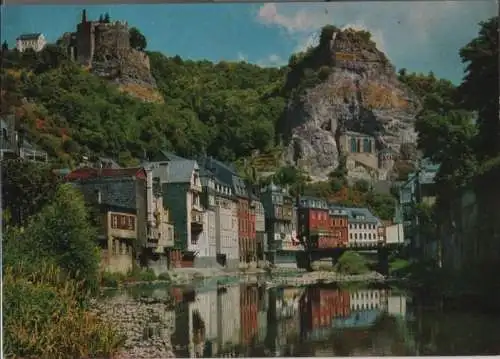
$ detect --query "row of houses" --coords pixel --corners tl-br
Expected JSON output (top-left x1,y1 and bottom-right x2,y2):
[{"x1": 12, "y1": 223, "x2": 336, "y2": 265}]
[{"x1": 61, "y1": 150, "x2": 404, "y2": 274}]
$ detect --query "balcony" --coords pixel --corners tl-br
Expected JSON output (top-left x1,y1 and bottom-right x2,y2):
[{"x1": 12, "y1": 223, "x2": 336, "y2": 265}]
[{"x1": 191, "y1": 210, "x2": 203, "y2": 234}]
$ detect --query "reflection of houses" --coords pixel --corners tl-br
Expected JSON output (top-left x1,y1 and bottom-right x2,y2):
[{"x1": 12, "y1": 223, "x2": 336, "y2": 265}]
[
  {"x1": 261, "y1": 183, "x2": 302, "y2": 266},
  {"x1": 65, "y1": 167, "x2": 149, "y2": 273},
  {"x1": 240, "y1": 285, "x2": 259, "y2": 345},
  {"x1": 346, "y1": 207, "x2": 382, "y2": 247},
  {"x1": 300, "y1": 287, "x2": 351, "y2": 340},
  {"x1": 387, "y1": 294, "x2": 407, "y2": 318},
  {"x1": 1, "y1": 117, "x2": 48, "y2": 162},
  {"x1": 217, "y1": 285, "x2": 241, "y2": 352},
  {"x1": 151, "y1": 152, "x2": 204, "y2": 268},
  {"x1": 188, "y1": 289, "x2": 218, "y2": 357},
  {"x1": 350, "y1": 289, "x2": 387, "y2": 312}
]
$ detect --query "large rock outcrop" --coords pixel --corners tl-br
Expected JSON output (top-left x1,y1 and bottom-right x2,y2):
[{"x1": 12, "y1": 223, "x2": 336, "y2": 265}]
[{"x1": 282, "y1": 27, "x2": 420, "y2": 181}]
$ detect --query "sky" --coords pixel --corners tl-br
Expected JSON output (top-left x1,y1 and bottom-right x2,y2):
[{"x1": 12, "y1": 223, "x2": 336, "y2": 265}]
[{"x1": 3, "y1": 1, "x2": 497, "y2": 84}]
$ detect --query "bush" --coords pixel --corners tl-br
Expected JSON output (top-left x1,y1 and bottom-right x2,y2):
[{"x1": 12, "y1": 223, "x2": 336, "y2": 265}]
[
  {"x1": 127, "y1": 267, "x2": 157, "y2": 282},
  {"x1": 3, "y1": 184, "x2": 101, "y2": 298},
  {"x1": 3, "y1": 263, "x2": 125, "y2": 359},
  {"x1": 101, "y1": 271, "x2": 126, "y2": 288},
  {"x1": 158, "y1": 272, "x2": 172, "y2": 281},
  {"x1": 334, "y1": 251, "x2": 370, "y2": 275}
]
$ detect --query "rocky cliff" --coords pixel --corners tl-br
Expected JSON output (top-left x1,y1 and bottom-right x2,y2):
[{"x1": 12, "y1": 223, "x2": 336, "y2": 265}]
[
  {"x1": 59, "y1": 16, "x2": 160, "y2": 102},
  {"x1": 281, "y1": 26, "x2": 420, "y2": 181}
]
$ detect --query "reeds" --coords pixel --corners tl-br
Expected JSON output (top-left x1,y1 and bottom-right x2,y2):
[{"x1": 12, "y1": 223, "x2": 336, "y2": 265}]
[{"x1": 4, "y1": 262, "x2": 125, "y2": 359}]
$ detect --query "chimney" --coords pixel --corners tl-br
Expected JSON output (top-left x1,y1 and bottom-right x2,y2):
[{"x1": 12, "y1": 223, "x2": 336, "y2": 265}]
[{"x1": 82, "y1": 9, "x2": 87, "y2": 23}]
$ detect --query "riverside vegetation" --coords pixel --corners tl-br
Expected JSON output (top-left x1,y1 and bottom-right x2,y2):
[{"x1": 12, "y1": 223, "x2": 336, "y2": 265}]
[{"x1": 1, "y1": 16, "x2": 498, "y2": 358}]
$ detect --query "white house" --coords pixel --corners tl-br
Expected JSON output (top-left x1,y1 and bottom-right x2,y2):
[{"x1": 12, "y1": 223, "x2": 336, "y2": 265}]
[
  {"x1": 16, "y1": 33, "x2": 47, "y2": 52},
  {"x1": 346, "y1": 207, "x2": 382, "y2": 247}
]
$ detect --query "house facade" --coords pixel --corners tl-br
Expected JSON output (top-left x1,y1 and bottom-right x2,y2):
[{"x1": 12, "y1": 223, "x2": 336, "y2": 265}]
[
  {"x1": 261, "y1": 184, "x2": 301, "y2": 267},
  {"x1": 397, "y1": 159, "x2": 439, "y2": 255},
  {"x1": 298, "y1": 196, "x2": 330, "y2": 248},
  {"x1": 65, "y1": 167, "x2": 148, "y2": 273},
  {"x1": 161, "y1": 159, "x2": 204, "y2": 267},
  {"x1": 253, "y1": 197, "x2": 266, "y2": 263},
  {"x1": 198, "y1": 156, "x2": 256, "y2": 265},
  {"x1": 1, "y1": 117, "x2": 48, "y2": 162},
  {"x1": 197, "y1": 168, "x2": 218, "y2": 267},
  {"x1": 325, "y1": 205, "x2": 349, "y2": 249},
  {"x1": 16, "y1": 33, "x2": 47, "y2": 52},
  {"x1": 346, "y1": 207, "x2": 381, "y2": 247}
]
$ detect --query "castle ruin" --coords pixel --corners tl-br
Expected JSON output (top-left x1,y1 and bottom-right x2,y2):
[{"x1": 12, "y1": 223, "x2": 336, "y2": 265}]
[{"x1": 60, "y1": 10, "x2": 156, "y2": 88}]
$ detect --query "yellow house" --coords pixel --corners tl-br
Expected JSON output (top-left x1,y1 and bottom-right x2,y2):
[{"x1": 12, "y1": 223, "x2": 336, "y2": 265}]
[{"x1": 102, "y1": 211, "x2": 137, "y2": 274}]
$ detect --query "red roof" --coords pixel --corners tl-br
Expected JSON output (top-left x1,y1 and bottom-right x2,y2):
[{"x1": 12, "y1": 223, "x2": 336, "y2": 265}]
[{"x1": 65, "y1": 167, "x2": 146, "y2": 181}]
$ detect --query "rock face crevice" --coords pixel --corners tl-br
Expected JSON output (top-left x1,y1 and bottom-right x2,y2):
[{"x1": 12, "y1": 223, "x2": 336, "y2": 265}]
[{"x1": 283, "y1": 28, "x2": 420, "y2": 181}]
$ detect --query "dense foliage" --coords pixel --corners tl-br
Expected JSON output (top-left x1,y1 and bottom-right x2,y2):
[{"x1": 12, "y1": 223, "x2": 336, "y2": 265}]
[
  {"x1": 1, "y1": 159, "x2": 61, "y2": 226},
  {"x1": 3, "y1": 184, "x2": 121, "y2": 358},
  {"x1": 402, "y1": 16, "x2": 499, "y2": 209},
  {"x1": 1, "y1": 43, "x2": 286, "y2": 166}
]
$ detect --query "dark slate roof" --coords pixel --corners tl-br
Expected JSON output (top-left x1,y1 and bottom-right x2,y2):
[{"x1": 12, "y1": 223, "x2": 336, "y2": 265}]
[
  {"x1": 65, "y1": 167, "x2": 146, "y2": 181},
  {"x1": 165, "y1": 159, "x2": 197, "y2": 184},
  {"x1": 345, "y1": 207, "x2": 380, "y2": 224},
  {"x1": 198, "y1": 155, "x2": 247, "y2": 197},
  {"x1": 17, "y1": 33, "x2": 43, "y2": 40},
  {"x1": 156, "y1": 150, "x2": 187, "y2": 162}
]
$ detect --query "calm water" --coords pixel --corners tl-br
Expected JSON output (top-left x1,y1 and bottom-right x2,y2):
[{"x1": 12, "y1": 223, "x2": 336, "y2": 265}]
[{"x1": 115, "y1": 282, "x2": 500, "y2": 357}]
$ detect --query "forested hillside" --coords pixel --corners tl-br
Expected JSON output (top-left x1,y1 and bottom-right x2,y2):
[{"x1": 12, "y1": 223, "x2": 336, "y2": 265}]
[{"x1": 0, "y1": 44, "x2": 286, "y2": 168}]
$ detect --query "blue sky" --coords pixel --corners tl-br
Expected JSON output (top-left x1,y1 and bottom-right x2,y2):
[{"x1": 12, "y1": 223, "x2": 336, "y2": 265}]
[{"x1": 3, "y1": 1, "x2": 497, "y2": 84}]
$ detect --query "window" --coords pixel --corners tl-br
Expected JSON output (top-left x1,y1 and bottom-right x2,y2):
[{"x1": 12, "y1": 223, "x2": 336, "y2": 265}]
[
  {"x1": 350, "y1": 233, "x2": 353, "y2": 239},
  {"x1": 354, "y1": 233, "x2": 358, "y2": 239},
  {"x1": 350, "y1": 137, "x2": 357, "y2": 152},
  {"x1": 363, "y1": 138, "x2": 371, "y2": 153},
  {"x1": 364, "y1": 233, "x2": 367, "y2": 239}
]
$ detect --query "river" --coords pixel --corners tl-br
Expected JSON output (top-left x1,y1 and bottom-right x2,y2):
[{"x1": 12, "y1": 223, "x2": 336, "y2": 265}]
[{"x1": 102, "y1": 282, "x2": 500, "y2": 357}]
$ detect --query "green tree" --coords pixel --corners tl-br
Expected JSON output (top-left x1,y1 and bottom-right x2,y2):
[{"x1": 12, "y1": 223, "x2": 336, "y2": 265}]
[
  {"x1": 458, "y1": 16, "x2": 499, "y2": 159},
  {"x1": 1, "y1": 40, "x2": 8, "y2": 52},
  {"x1": 129, "y1": 27, "x2": 147, "y2": 51},
  {"x1": 1, "y1": 159, "x2": 61, "y2": 226},
  {"x1": 10, "y1": 184, "x2": 101, "y2": 292},
  {"x1": 103, "y1": 12, "x2": 110, "y2": 23}
]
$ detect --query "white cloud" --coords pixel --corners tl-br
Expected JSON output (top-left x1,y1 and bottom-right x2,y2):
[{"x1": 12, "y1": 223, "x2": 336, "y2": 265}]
[
  {"x1": 258, "y1": 53, "x2": 286, "y2": 68},
  {"x1": 237, "y1": 51, "x2": 247, "y2": 62},
  {"x1": 255, "y1": 1, "x2": 497, "y2": 60},
  {"x1": 258, "y1": 3, "x2": 330, "y2": 33}
]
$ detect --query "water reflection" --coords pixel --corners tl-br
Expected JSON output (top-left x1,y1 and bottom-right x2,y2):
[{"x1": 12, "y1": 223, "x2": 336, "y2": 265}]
[{"x1": 169, "y1": 284, "x2": 414, "y2": 357}]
